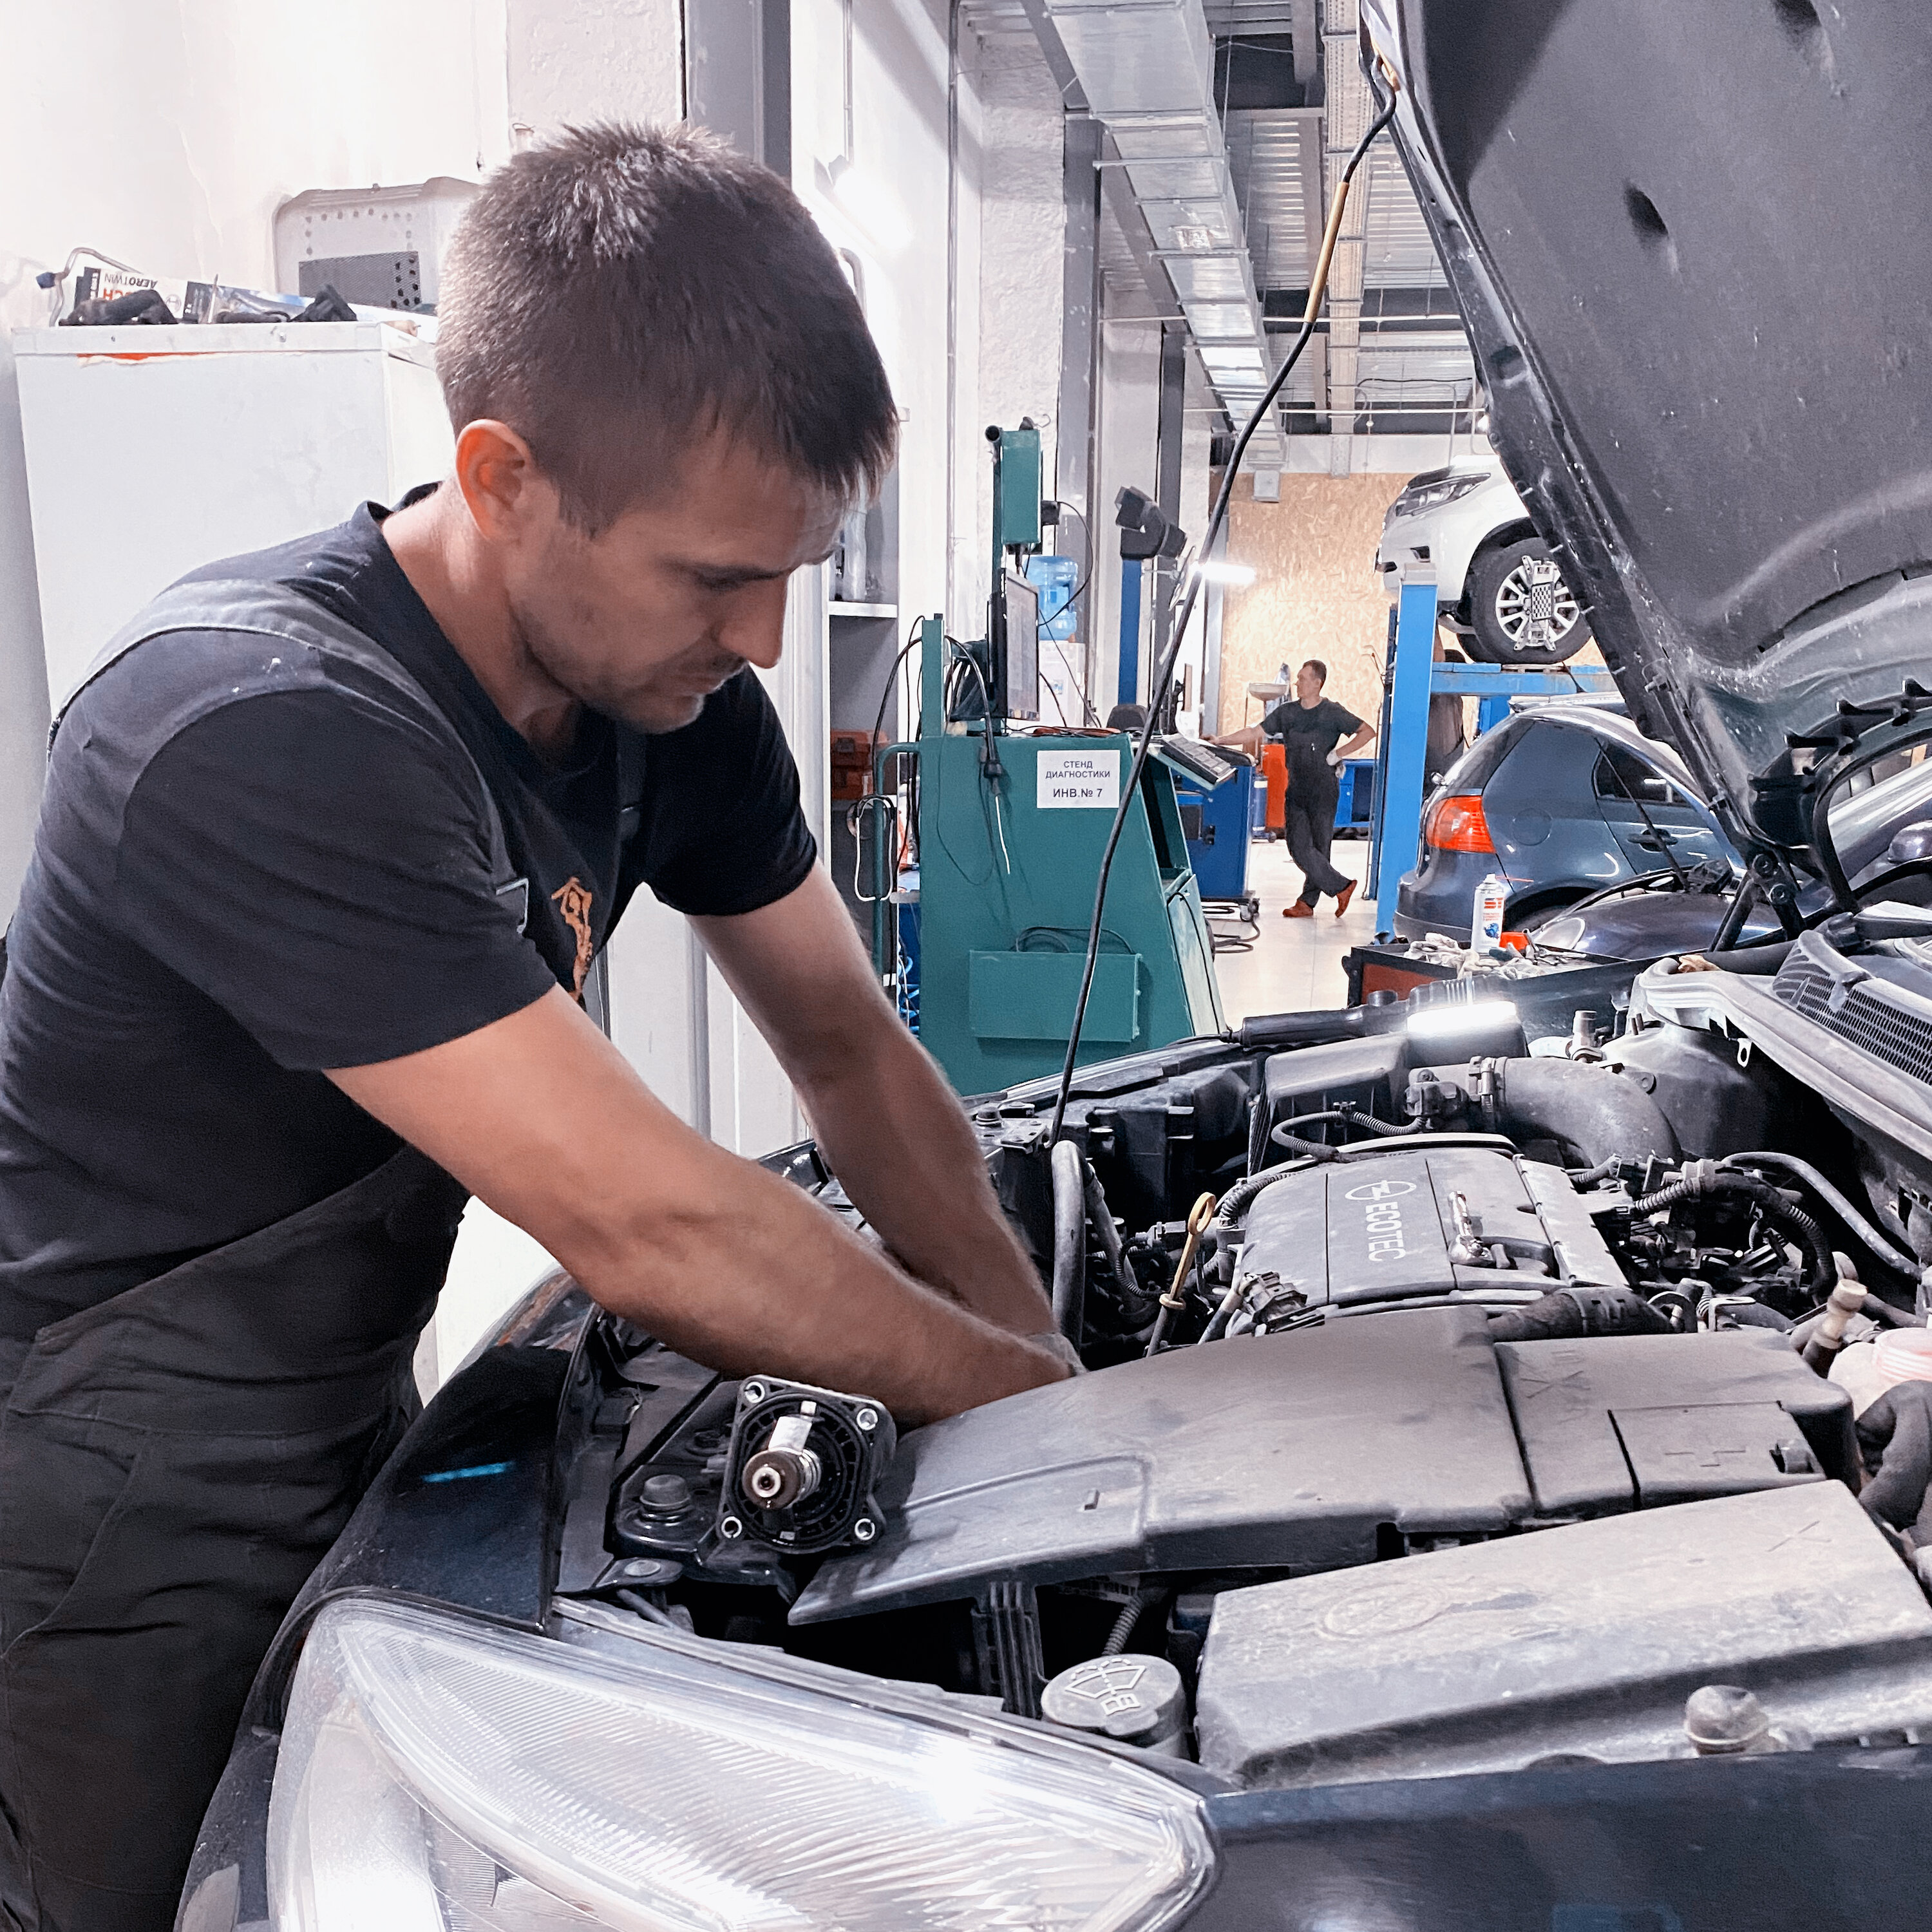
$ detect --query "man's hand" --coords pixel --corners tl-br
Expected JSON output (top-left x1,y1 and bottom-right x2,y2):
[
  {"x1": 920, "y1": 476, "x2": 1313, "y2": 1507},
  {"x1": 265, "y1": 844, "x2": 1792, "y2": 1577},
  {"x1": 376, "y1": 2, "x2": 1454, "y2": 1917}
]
[
  {"x1": 694, "y1": 869, "x2": 1052, "y2": 1338},
  {"x1": 327, "y1": 983, "x2": 1068, "y2": 1425}
]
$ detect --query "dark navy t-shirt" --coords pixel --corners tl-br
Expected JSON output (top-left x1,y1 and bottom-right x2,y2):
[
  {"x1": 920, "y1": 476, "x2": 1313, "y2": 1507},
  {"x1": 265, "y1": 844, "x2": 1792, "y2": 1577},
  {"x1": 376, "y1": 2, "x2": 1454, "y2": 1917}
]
[
  {"x1": 0, "y1": 496, "x2": 815, "y2": 1372},
  {"x1": 1261, "y1": 696, "x2": 1364, "y2": 786}
]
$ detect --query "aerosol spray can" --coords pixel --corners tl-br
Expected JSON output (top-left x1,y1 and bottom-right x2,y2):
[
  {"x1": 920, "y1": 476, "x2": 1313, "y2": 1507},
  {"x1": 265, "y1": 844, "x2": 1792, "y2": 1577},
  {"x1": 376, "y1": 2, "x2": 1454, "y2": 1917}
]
[{"x1": 1473, "y1": 873, "x2": 1508, "y2": 953}]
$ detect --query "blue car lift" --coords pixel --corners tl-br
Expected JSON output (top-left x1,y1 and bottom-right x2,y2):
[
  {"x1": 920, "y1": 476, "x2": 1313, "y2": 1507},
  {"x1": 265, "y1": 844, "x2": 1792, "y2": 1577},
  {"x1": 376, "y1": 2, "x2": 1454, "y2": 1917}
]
[{"x1": 1368, "y1": 562, "x2": 1620, "y2": 934}]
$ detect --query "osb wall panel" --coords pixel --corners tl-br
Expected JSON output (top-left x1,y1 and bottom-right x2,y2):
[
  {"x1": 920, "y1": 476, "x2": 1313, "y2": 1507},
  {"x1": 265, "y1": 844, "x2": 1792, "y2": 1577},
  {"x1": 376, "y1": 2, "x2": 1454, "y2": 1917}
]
[{"x1": 1215, "y1": 472, "x2": 1408, "y2": 736}]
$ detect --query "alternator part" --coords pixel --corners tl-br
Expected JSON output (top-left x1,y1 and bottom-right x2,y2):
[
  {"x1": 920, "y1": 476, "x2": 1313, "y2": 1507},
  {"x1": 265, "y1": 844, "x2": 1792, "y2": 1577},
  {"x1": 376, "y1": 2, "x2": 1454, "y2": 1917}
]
[{"x1": 717, "y1": 1378, "x2": 896, "y2": 1556}]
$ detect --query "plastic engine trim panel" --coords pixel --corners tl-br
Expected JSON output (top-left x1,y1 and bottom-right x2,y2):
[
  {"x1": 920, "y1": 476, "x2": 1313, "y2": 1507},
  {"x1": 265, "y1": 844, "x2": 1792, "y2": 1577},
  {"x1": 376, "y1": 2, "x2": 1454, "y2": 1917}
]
[
  {"x1": 792, "y1": 1307, "x2": 1532, "y2": 1625},
  {"x1": 1195, "y1": 1483, "x2": 1932, "y2": 1789}
]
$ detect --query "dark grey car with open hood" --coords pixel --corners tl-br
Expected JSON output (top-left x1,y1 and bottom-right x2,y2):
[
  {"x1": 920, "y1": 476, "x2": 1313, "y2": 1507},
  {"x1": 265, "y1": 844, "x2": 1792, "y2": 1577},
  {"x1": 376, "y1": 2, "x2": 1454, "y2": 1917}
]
[
  {"x1": 1364, "y1": 0, "x2": 1932, "y2": 916},
  {"x1": 177, "y1": 11, "x2": 1932, "y2": 1932}
]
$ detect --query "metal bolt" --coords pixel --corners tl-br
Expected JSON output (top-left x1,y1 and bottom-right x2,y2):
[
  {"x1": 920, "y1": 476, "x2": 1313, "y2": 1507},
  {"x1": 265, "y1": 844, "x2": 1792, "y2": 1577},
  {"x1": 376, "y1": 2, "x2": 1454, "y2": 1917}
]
[
  {"x1": 719, "y1": 1514, "x2": 744, "y2": 1539},
  {"x1": 742, "y1": 1380, "x2": 767, "y2": 1405},
  {"x1": 618, "y1": 1557, "x2": 681, "y2": 1584},
  {"x1": 1684, "y1": 1684, "x2": 1770, "y2": 1755},
  {"x1": 852, "y1": 1517, "x2": 878, "y2": 1543},
  {"x1": 855, "y1": 1407, "x2": 879, "y2": 1432}
]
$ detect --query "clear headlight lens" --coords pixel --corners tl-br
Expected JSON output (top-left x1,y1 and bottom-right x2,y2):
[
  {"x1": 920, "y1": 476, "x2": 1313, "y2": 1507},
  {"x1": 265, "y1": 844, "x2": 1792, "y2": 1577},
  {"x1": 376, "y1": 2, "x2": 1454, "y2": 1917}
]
[
  {"x1": 269, "y1": 1598, "x2": 1213, "y2": 1932},
  {"x1": 1396, "y1": 473, "x2": 1486, "y2": 515}
]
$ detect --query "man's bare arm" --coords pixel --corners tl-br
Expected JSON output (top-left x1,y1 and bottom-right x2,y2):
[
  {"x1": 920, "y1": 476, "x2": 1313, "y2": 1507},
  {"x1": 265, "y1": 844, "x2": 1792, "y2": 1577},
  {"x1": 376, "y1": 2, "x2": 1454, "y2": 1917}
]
[
  {"x1": 326, "y1": 987, "x2": 1066, "y2": 1424},
  {"x1": 1212, "y1": 723, "x2": 1267, "y2": 753},
  {"x1": 694, "y1": 869, "x2": 1052, "y2": 1338}
]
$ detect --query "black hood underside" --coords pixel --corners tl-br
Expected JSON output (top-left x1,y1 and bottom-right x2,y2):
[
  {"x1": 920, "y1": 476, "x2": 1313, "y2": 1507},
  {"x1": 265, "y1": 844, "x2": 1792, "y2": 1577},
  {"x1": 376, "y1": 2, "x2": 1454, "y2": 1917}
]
[{"x1": 1378, "y1": 0, "x2": 1932, "y2": 860}]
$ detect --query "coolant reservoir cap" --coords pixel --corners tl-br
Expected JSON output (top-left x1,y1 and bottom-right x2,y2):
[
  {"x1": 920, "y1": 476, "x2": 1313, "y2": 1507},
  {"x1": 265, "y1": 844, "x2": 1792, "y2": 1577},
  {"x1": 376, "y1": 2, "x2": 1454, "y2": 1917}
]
[{"x1": 1041, "y1": 1654, "x2": 1186, "y2": 1748}]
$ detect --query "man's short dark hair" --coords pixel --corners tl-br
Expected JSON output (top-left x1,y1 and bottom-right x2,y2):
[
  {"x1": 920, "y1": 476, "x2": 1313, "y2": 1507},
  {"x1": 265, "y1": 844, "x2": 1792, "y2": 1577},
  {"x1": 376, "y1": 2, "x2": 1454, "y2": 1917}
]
[
  {"x1": 1303, "y1": 659, "x2": 1328, "y2": 685},
  {"x1": 437, "y1": 123, "x2": 898, "y2": 532}
]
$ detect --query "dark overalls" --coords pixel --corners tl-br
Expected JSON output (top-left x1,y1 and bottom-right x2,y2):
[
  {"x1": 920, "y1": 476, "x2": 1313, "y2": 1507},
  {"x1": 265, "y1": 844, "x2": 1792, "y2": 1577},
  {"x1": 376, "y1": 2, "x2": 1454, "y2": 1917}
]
[
  {"x1": 1283, "y1": 735, "x2": 1350, "y2": 906},
  {"x1": 0, "y1": 582, "x2": 515, "y2": 1932}
]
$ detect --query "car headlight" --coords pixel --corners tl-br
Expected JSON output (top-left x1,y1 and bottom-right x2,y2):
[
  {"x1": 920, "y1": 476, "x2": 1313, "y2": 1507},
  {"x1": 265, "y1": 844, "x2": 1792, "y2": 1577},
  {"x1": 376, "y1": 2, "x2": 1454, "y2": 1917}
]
[
  {"x1": 1394, "y1": 473, "x2": 1486, "y2": 515},
  {"x1": 268, "y1": 1597, "x2": 1214, "y2": 1932}
]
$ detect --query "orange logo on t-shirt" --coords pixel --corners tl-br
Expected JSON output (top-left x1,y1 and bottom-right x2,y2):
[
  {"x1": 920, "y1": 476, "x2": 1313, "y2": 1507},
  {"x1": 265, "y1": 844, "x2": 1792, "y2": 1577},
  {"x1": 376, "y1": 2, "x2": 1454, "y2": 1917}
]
[{"x1": 551, "y1": 877, "x2": 594, "y2": 1001}]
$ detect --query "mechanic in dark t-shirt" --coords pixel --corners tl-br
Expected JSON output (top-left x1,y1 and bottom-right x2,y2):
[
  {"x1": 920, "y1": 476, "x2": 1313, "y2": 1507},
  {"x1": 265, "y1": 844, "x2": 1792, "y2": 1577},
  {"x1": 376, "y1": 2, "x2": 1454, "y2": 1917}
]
[
  {"x1": 1217, "y1": 658, "x2": 1376, "y2": 914},
  {"x1": 0, "y1": 126, "x2": 1066, "y2": 1932}
]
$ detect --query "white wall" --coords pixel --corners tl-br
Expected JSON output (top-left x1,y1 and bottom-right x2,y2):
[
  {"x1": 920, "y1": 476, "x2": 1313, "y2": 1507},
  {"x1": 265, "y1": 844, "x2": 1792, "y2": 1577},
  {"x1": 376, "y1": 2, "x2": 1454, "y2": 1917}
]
[
  {"x1": 0, "y1": 0, "x2": 516, "y2": 921},
  {"x1": 791, "y1": 0, "x2": 958, "y2": 656},
  {"x1": 509, "y1": 0, "x2": 684, "y2": 135},
  {"x1": 969, "y1": 30, "x2": 1063, "y2": 637},
  {"x1": 1090, "y1": 319, "x2": 1160, "y2": 710}
]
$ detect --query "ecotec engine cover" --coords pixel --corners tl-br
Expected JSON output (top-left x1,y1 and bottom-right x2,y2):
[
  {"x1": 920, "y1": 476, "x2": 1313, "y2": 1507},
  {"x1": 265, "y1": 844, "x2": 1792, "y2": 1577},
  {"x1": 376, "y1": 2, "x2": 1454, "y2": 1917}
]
[{"x1": 1235, "y1": 1146, "x2": 1626, "y2": 1311}]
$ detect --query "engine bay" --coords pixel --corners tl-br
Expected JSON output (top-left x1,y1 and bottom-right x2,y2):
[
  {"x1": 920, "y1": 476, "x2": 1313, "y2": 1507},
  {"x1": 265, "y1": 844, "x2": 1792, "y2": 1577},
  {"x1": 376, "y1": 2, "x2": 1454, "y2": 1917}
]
[{"x1": 552, "y1": 949, "x2": 1932, "y2": 1788}]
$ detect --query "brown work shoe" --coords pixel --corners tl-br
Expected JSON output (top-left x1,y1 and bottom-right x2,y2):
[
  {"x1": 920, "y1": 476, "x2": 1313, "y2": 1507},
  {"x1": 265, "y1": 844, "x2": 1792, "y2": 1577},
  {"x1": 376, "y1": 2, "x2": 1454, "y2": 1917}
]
[
  {"x1": 1283, "y1": 902, "x2": 1315, "y2": 919},
  {"x1": 1334, "y1": 880, "x2": 1357, "y2": 918}
]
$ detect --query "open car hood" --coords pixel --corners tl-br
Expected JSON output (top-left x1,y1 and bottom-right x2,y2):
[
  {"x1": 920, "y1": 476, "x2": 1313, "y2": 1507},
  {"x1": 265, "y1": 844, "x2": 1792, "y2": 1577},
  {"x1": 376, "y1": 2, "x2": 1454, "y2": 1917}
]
[{"x1": 1365, "y1": 1, "x2": 1932, "y2": 866}]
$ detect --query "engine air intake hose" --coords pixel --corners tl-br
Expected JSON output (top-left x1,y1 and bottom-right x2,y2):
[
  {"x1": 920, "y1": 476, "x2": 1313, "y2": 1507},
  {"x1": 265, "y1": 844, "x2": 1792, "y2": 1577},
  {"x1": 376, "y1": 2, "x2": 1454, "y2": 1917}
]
[{"x1": 1486, "y1": 1057, "x2": 1678, "y2": 1168}]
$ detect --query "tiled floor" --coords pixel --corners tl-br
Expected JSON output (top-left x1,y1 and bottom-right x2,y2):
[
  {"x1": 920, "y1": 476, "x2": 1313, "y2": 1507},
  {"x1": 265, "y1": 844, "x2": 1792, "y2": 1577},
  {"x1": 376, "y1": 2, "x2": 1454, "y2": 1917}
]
[{"x1": 1209, "y1": 832, "x2": 1376, "y2": 1023}]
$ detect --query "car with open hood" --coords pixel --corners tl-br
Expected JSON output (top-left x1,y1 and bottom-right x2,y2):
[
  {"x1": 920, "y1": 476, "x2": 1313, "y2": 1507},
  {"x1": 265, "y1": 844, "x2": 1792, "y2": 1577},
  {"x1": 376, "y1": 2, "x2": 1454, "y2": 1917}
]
[{"x1": 178, "y1": 8, "x2": 1932, "y2": 1929}]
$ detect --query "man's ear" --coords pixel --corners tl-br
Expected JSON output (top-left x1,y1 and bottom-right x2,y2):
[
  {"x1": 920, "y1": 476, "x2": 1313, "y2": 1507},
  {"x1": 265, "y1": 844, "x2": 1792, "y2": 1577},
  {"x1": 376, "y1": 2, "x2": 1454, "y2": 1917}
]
[{"x1": 453, "y1": 420, "x2": 554, "y2": 547}]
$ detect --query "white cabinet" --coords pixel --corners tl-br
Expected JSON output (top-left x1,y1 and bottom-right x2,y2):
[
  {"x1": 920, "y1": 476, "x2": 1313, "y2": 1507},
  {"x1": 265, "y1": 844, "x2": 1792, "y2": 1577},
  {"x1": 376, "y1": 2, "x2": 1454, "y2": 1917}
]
[{"x1": 12, "y1": 321, "x2": 451, "y2": 706}]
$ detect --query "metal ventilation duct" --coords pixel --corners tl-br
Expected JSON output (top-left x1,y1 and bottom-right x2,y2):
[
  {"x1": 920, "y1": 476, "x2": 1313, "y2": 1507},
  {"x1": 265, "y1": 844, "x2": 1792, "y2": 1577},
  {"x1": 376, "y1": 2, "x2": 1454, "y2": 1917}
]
[
  {"x1": 1318, "y1": 0, "x2": 1372, "y2": 472},
  {"x1": 1035, "y1": 0, "x2": 1283, "y2": 468}
]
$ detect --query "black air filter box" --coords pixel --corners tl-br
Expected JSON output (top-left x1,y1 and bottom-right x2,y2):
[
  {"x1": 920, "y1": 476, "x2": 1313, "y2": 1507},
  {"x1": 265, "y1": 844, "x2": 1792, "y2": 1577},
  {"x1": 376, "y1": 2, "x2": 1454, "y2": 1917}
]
[{"x1": 1252, "y1": 1034, "x2": 1410, "y2": 1163}]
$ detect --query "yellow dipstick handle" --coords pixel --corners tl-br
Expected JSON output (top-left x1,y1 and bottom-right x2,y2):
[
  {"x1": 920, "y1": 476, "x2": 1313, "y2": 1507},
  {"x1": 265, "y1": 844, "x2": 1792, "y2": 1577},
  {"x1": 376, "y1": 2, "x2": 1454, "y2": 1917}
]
[{"x1": 1160, "y1": 1193, "x2": 1220, "y2": 1312}]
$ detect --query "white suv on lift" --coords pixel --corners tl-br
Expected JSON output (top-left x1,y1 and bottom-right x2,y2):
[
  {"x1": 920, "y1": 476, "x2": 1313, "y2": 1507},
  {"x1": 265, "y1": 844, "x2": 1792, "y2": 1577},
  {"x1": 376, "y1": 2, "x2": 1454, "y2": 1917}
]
[{"x1": 1375, "y1": 456, "x2": 1593, "y2": 664}]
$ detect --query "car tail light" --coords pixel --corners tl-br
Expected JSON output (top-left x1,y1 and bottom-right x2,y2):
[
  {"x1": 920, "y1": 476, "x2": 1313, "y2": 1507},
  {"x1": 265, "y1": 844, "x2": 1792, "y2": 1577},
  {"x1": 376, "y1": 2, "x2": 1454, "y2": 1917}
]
[{"x1": 1425, "y1": 793, "x2": 1495, "y2": 853}]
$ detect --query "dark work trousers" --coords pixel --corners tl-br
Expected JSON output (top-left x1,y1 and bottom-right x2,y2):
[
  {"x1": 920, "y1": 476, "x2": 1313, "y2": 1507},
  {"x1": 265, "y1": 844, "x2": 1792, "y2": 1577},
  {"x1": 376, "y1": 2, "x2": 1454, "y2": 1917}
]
[
  {"x1": 0, "y1": 582, "x2": 494, "y2": 1932},
  {"x1": 1286, "y1": 762, "x2": 1349, "y2": 905},
  {"x1": 0, "y1": 1146, "x2": 463, "y2": 1932}
]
